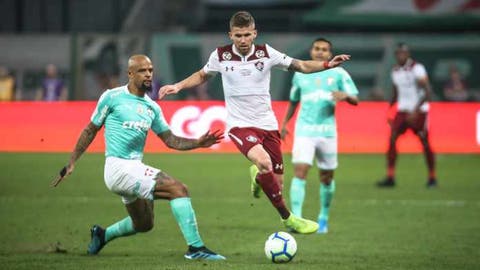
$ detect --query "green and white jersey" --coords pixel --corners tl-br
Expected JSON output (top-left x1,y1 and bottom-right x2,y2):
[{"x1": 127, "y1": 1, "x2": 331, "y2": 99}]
[
  {"x1": 90, "y1": 85, "x2": 170, "y2": 160},
  {"x1": 290, "y1": 67, "x2": 358, "y2": 138}
]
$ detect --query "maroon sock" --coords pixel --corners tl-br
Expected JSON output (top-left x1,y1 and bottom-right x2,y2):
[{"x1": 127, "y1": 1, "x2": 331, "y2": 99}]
[
  {"x1": 387, "y1": 142, "x2": 397, "y2": 179},
  {"x1": 256, "y1": 172, "x2": 290, "y2": 219},
  {"x1": 424, "y1": 147, "x2": 436, "y2": 179}
]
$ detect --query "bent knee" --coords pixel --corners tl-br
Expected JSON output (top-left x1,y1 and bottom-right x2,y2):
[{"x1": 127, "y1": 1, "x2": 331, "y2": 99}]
[
  {"x1": 256, "y1": 158, "x2": 273, "y2": 173},
  {"x1": 134, "y1": 220, "x2": 154, "y2": 232}
]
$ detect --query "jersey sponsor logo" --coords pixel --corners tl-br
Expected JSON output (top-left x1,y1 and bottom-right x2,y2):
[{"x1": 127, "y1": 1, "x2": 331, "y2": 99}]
[
  {"x1": 225, "y1": 66, "x2": 234, "y2": 72},
  {"x1": 246, "y1": 135, "x2": 258, "y2": 143},
  {"x1": 255, "y1": 49, "x2": 265, "y2": 58},
  {"x1": 240, "y1": 69, "x2": 252, "y2": 76},
  {"x1": 222, "y1": 51, "x2": 232, "y2": 61},
  {"x1": 122, "y1": 120, "x2": 150, "y2": 132},
  {"x1": 254, "y1": 61, "x2": 264, "y2": 71},
  {"x1": 302, "y1": 90, "x2": 333, "y2": 102}
]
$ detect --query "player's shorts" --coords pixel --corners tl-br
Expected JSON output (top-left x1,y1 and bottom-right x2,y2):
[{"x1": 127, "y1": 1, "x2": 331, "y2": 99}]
[
  {"x1": 104, "y1": 157, "x2": 159, "y2": 204},
  {"x1": 228, "y1": 127, "x2": 284, "y2": 174},
  {"x1": 292, "y1": 136, "x2": 338, "y2": 170},
  {"x1": 392, "y1": 111, "x2": 428, "y2": 135}
]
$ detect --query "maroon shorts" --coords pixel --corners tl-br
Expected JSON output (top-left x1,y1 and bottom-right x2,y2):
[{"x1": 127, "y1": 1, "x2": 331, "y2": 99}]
[
  {"x1": 392, "y1": 112, "x2": 428, "y2": 135},
  {"x1": 228, "y1": 127, "x2": 284, "y2": 174}
]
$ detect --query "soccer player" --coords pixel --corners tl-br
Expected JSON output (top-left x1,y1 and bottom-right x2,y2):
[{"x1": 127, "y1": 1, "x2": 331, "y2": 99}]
[
  {"x1": 280, "y1": 38, "x2": 359, "y2": 234},
  {"x1": 51, "y1": 55, "x2": 226, "y2": 260},
  {"x1": 159, "y1": 11, "x2": 350, "y2": 234},
  {"x1": 377, "y1": 43, "x2": 437, "y2": 188}
]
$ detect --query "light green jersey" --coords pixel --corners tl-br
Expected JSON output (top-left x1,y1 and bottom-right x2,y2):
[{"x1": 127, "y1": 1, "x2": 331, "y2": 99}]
[
  {"x1": 90, "y1": 85, "x2": 170, "y2": 160},
  {"x1": 290, "y1": 67, "x2": 358, "y2": 138}
]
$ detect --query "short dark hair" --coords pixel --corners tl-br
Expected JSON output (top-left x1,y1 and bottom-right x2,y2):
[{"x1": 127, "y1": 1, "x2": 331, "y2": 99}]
[
  {"x1": 229, "y1": 11, "x2": 255, "y2": 29},
  {"x1": 396, "y1": 42, "x2": 410, "y2": 52},
  {"x1": 312, "y1": 38, "x2": 332, "y2": 50}
]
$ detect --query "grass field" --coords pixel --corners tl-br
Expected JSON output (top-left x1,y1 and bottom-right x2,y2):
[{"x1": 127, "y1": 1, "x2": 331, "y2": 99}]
[{"x1": 0, "y1": 153, "x2": 479, "y2": 270}]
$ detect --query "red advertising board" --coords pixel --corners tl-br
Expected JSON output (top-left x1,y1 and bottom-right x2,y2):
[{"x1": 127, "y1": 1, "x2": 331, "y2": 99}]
[{"x1": 0, "y1": 101, "x2": 478, "y2": 153}]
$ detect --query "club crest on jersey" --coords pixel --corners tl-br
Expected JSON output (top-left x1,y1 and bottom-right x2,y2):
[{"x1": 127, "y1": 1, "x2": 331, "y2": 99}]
[
  {"x1": 222, "y1": 51, "x2": 232, "y2": 61},
  {"x1": 246, "y1": 135, "x2": 258, "y2": 143},
  {"x1": 254, "y1": 61, "x2": 264, "y2": 71},
  {"x1": 255, "y1": 50, "x2": 265, "y2": 58}
]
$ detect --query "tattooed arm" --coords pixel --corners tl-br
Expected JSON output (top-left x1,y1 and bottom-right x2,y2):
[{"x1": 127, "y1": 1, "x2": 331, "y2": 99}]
[
  {"x1": 157, "y1": 129, "x2": 224, "y2": 151},
  {"x1": 51, "y1": 122, "x2": 101, "y2": 187}
]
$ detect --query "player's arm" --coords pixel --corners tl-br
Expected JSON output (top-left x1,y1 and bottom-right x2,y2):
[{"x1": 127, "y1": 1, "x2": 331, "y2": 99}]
[
  {"x1": 280, "y1": 101, "x2": 299, "y2": 140},
  {"x1": 414, "y1": 76, "x2": 432, "y2": 112},
  {"x1": 390, "y1": 85, "x2": 398, "y2": 107},
  {"x1": 332, "y1": 92, "x2": 359, "y2": 105},
  {"x1": 157, "y1": 129, "x2": 224, "y2": 151},
  {"x1": 51, "y1": 122, "x2": 101, "y2": 187},
  {"x1": 158, "y1": 69, "x2": 213, "y2": 99},
  {"x1": 288, "y1": 55, "x2": 351, "y2": 74}
]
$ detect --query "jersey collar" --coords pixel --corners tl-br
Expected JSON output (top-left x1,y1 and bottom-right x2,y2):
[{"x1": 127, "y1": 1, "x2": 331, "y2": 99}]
[{"x1": 232, "y1": 44, "x2": 255, "y2": 60}]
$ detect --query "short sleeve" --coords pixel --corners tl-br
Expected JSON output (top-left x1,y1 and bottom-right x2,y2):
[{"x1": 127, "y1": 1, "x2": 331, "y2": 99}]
[
  {"x1": 266, "y1": 44, "x2": 293, "y2": 71},
  {"x1": 338, "y1": 68, "x2": 359, "y2": 96},
  {"x1": 289, "y1": 73, "x2": 301, "y2": 102},
  {"x1": 90, "y1": 91, "x2": 111, "y2": 127},
  {"x1": 202, "y1": 50, "x2": 221, "y2": 75},
  {"x1": 151, "y1": 106, "x2": 170, "y2": 135},
  {"x1": 413, "y1": 63, "x2": 427, "y2": 79}
]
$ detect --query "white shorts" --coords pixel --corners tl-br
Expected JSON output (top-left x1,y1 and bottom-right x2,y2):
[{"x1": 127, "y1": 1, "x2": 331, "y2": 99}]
[
  {"x1": 104, "y1": 157, "x2": 159, "y2": 204},
  {"x1": 292, "y1": 136, "x2": 338, "y2": 170}
]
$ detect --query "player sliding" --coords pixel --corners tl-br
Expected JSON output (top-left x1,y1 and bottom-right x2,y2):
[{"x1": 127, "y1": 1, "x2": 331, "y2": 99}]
[
  {"x1": 159, "y1": 11, "x2": 350, "y2": 234},
  {"x1": 280, "y1": 38, "x2": 359, "y2": 233},
  {"x1": 51, "y1": 55, "x2": 226, "y2": 260}
]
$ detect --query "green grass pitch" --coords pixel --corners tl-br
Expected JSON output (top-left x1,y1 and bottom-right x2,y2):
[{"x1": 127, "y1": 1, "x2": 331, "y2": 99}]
[{"x1": 0, "y1": 153, "x2": 479, "y2": 269}]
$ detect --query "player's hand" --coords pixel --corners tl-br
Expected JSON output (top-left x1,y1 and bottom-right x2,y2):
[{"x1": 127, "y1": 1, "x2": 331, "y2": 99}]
[
  {"x1": 158, "y1": 84, "x2": 181, "y2": 100},
  {"x1": 328, "y1": 54, "x2": 351, "y2": 68},
  {"x1": 51, "y1": 162, "x2": 75, "y2": 187},
  {"x1": 332, "y1": 91, "x2": 348, "y2": 102},
  {"x1": 197, "y1": 129, "x2": 224, "y2": 148},
  {"x1": 280, "y1": 126, "x2": 289, "y2": 141}
]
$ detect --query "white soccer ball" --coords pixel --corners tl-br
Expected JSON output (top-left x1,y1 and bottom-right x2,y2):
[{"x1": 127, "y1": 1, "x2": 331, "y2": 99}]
[{"x1": 264, "y1": 231, "x2": 297, "y2": 263}]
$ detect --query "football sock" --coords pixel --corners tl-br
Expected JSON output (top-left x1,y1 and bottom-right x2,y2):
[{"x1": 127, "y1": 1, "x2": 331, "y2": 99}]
[
  {"x1": 170, "y1": 197, "x2": 204, "y2": 248},
  {"x1": 289, "y1": 177, "x2": 306, "y2": 217},
  {"x1": 319, "y1": 180, "x2": 336, "y2": 221},
  {"x1": 387, "y1": 142, "x2": 397, "y2": 179},
  {"x1": 424, "y1": 146, "x2": 436, "y2": 179},
  {"x1": 257, "y1": 171, "x2": 291, "y2": 219},
  {"x1": 105, "y1": 216, "x2": 136, "y2": 243}
]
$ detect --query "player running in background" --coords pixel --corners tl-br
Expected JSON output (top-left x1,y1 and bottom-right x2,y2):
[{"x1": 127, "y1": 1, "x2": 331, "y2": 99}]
[
  {"x1": 280, "y1": 38, "x2": 359, "y2": 234},
  {"x1": 51, "y1": 55, "x2": 226, "y2": 260},
  {"x1": 377, "y1": 43, "x2": 437, "y2": 188},
  {"x1": 159, "y1": 11, "x2": 350, "y2": 234}
]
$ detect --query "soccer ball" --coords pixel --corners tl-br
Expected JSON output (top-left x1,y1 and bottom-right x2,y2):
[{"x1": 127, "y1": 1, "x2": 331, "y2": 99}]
[{"x1": 264, "y1": 231, "x2": 297, "y2": 263}]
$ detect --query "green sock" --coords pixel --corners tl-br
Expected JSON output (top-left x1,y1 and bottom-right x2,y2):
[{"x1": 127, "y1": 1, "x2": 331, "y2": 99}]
[
  {"x1": 170, "y1": 197, "x2": 204, "y2": 248},
  {"x1": 290, "y1": 177, "x2": 306, "y2": 217},
  {"x1": 319, "y1": 180, "x2": 336, "y2": 221},
  {"x1": 105, "y1": 216, "x2": 136, "y2": 243}
]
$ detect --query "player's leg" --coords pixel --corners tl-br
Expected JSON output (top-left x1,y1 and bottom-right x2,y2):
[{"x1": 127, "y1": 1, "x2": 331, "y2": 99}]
[
  {"x1": 316, "y1": 137, "x2": 338, "y2": 234},
  {"x1": 378, "y1": 112, "x2": 406, "y2": 187},
  {"x1": 247, "y1": 144, "x2": 290, "y2": 219},
  {"x1": 414, "y1": 113, "x2": 437, "y2": 187},
  {"x1": 289, "y1": 164, "x2": 310, "y2": 218},
  {"x1": 262, "y1": 130, "x2": 319, "y2": 234},
  {"x1": 151, "y1": 171, "x2": 225, "y2": 260},
  {"x1": 289, "y1": 137, "x2": 315, "y2": 218}
]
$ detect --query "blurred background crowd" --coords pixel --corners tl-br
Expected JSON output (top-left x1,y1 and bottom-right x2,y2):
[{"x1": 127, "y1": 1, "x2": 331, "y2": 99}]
[{"x1": 0, "y1": 0, "x2": 479, "y2": 102}]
